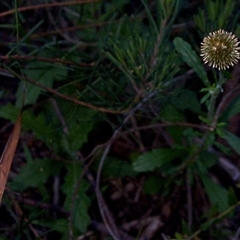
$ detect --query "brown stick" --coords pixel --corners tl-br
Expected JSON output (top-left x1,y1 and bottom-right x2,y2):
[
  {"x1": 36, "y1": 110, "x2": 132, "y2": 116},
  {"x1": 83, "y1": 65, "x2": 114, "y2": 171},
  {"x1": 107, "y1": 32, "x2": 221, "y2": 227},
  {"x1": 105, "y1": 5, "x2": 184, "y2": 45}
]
[
  {"x1": 0, "y1": 0, "x2": 101, "y2": 18},
  {"x1": 0, "y1": 55, "x2": 94, "y2": 68}
]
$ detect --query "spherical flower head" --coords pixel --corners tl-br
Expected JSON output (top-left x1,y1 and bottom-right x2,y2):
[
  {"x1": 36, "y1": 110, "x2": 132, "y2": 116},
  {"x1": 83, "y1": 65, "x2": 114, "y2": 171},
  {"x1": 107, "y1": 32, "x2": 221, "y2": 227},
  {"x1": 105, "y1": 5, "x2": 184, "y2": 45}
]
[{"x1": 200, "y1": 29, "x2": 240, "y2": 70}]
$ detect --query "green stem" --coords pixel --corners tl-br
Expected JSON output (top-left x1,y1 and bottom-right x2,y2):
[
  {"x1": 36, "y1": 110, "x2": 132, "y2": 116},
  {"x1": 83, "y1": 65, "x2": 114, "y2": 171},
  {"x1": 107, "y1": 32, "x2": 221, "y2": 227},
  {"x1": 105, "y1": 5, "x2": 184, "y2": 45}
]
[
  {"x1": 207, "y1": 71, "x2": 225, "y2": 126},
  {"x1": 186, "y1": 200, "x2": 240, "y2": 240},
  {"x1": 175, "y1": 72, "x2": 226, "y2": 173}
]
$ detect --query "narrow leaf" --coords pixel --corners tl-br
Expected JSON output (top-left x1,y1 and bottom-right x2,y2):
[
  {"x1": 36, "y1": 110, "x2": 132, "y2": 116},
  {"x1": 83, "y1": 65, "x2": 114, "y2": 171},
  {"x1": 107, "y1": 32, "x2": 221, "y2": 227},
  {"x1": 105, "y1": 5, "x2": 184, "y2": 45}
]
[
  {"x1": 220, "y1": 95, "x2": 240, "y2": 121},
  {"x1": 221, "y1": 129, "x2": 240, "y2": 156},
  {"x1": 173, "y1": 37, "x2": 208, "y2": 85},
  {"x1": 0, "y1": 112, "x2": 22, "y2": 203},
  {"x1": 201, "y1": 175, "x2": 229, "y2": 212}
]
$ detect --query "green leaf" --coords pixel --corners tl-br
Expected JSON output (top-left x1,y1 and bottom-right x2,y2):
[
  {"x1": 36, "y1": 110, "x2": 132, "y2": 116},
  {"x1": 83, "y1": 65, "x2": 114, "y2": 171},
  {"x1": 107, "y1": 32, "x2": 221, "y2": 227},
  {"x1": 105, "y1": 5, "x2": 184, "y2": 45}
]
[
  {"x1": 16, "y1": 61, "x2": 68, "y2": 107},
  {"x1": 58, "y1": 103, "x2": 98, "y2": 152},
  {"x1": 101, "y1": 157, "x2": 137, "y2": 177},
  {"x1": 22, "y1": 143, "x2": 34, "y2": 163},
  {"x1": 228, "y1": 187, "x2": 238, "y2": 207},
  {"x1": 201, "y1": 175, "x2": 229, "y2": 212},
  {"x1": 0, "y1": 103, "x2": 19, "y2": 121},
  {"x1": 160, "y1": 104, "x2": 186, "y2": 122},
  {"x1": 171, "y1": 89, "x2": 201, "y2": 114},
  {"x1": 62, "y1": 162, "x2": 91, "y2": 233},
  {"x1": 0, "y1": 105, "x2": 56, "y2": 146},
  {"x1": 51, "y1": 219, "x2": 69, "y2": 235},
  {"x1": 198, "y1": 151, "x2": 218, "y2": 169},
  {"x1": 0, "y1": 103, "x2": 97, "y2": 155},
  {"x1": 173, "y1": 37, "x2": 208, "y2": 85},
  {"x1": 220, "y1": 95, "x2": 240, "y2": 121},
  {"x1": 10, "y1": 159, "x2": 62, "y2": 192},
  {"x1": 132, "y1": 148, "x2": 184, "y2": 172},
  {"x1": 174, "y1": 232, "x2": 184, "y2": 240},
  {"x1": 143, "y1": 175, "x2": 161, "y2": 195},
  {"x1": 66, "y1": 115, "x2": 96, "y2": 151},
  {"x1": 0, "y1": 105, "x2": 56, "y2": 149},
  {"x1": 166, "y1": 126, "x2": 185, "y2": 145},
  {"x1": 221, "y1": 129, "x2": 240, "y2": 156},
  {"x1": 32, "y1": 218, "x2": 68, "y2": 235},
  {"x1": 22, "y1": 110, "x2": 59, "y2": 146}
]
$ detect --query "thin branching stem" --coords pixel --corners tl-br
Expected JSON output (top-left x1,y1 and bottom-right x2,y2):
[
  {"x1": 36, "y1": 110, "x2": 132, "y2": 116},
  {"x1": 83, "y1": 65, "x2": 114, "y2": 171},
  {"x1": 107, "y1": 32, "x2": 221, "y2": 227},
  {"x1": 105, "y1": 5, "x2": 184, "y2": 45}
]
[
  {"x1": 207, "y1": 72, "x2": 226, "y2": 125},
  {"x1": 144, "y1": 19, "x2": 167, "y2": 82},
  {"x1": 95, "y1": 91, "x2": 157, "y2": 239},
  {"x1": 186, "y1": 200, "x2": 240, "y2": 240},
  {"x1": 2, "y1": 67, "x2": 130, "y2": 114}
]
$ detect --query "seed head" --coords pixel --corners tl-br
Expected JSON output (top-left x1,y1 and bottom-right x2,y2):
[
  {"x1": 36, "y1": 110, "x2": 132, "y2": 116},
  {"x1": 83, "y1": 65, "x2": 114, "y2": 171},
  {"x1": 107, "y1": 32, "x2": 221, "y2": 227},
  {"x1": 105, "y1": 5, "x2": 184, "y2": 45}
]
[{"x1": 200, "y1": 29, "x2": 240, "y2": 70}]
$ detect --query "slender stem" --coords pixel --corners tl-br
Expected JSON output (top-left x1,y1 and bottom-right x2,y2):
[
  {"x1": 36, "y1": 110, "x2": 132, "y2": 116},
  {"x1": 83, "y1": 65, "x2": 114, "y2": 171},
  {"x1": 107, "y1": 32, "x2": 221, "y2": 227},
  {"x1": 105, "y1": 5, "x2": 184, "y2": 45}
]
[
  {"x1": 0, "y1": 0, "x2": 101, "y2": 18},
  {"x1": 95, "y1": 91, "x2": 157, "y2": 239},
  {"x1": 14, "y1": 0, "x2": 19, "y2": 43},
  {"x1": 186, "y1": 200, "x2": 240, "y2": 240},
  {"x1": 207, "y1": 71, "x2": 225, "y2": 126},
  {"x1": 187, "y1": 168, "x2": 193, "y2": 231},
  {"x1": 178, "y1": 73, "x2": 226, "y2": 171}
]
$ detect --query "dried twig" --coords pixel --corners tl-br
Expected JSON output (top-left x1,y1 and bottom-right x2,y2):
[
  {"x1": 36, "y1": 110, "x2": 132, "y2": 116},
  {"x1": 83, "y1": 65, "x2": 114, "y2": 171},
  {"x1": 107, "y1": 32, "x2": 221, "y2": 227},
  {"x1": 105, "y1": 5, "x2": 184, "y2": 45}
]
[
  {"x1": 2, "y1": 67, "x2": 129, "y2": 114},
  {"x1": 0, "y1": 55, "x2": 93, "y2": 68},
  {"x1": 95, "y1": 91, "x2": 157, "y2": 239},
  {"x1": 0, "y1": 0, "x2": 101, "y2": 18},
  {"x1": 8, "y1": 192, "x2": 44, "y2": 239}
]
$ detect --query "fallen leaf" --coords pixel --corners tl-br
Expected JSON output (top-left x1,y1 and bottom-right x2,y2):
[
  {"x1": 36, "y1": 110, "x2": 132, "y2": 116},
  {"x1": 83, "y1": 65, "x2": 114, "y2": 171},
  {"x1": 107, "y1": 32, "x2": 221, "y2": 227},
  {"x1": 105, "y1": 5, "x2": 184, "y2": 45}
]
[{"x1": 0, "y1": 112, "x2": 22, "y2": 203}]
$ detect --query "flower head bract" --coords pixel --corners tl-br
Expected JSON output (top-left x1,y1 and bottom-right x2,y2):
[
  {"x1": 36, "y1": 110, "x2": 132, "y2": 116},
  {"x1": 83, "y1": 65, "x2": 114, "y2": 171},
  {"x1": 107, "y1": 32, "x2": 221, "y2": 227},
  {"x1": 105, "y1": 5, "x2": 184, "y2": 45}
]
[{"x1": 200, "y1": 29, "x2": 240, "y2": 70}]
